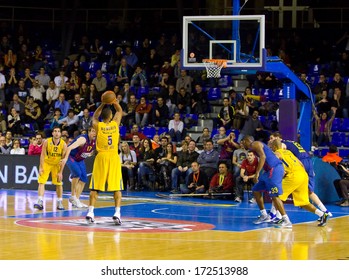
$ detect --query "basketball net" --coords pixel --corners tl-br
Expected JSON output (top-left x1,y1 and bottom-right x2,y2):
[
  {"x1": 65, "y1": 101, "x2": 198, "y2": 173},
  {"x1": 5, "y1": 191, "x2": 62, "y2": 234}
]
[{"x1": 202, "y1": 59, "x2": 228, "y2": 78}]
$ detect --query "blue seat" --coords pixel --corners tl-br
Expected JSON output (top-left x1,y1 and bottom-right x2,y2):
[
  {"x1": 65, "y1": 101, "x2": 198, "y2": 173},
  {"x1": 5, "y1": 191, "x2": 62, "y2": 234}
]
[
  {"x1": 80, "y1": 61, "x2": 89, "y2": 72},
  {"x1": 331, "y1": 118, "x2": 341, "y2": 132},
  {"x1": 339, "y1": 148, "x2": 349, "y2": 157},
  {"x1": 313, "y1": 149, "x2": 320, "y2": 157},
  {"x1": 340, "y1": 118, "x2": 349, "y2": 132},
  {"x1": 218, "y1": 75, "x2": 232, "y2": 88},
  {"x1": 119, "y1": 126, "x2": 127, "y2": 139},
  {"x1": 343, "y1": 135, "x2": 349, "y2": 147},
  {"x1": 23, "y1": 123, "x2": 36, "y2": 137},
  {"x1": 43, "y1": 123, "x2": 51, "y2": 130},
  {"x1": 319, "y1": 148, "x2": 329, "y2": 157},
  {"x1": 19, "y1": 138, "x2": 30, "y2": 148},
  {"x1": 184, "y1": 114, "x2": 198, "y2": 127},
  {"x1": 308, "y1": 64, "x2": 320, "y2": 76},
  {"x1": 157, "y1": 127, "x2": 169, "y2": 135},
  {"x1": 88, "y1": 61, "x2": 102, "y2": 73},
  {"x1": 211, "y1": 128, "x2": 218, "y2": 138},
  {"x1": 136, "y1": 86, "x2": 149, "y2": 99},
  {"x1": 331, "y1": 132, "x2": 345, "y2": 147},
  {"x1": 208, "y1": 87, "x2": 221, "y2": 100},
  {"x1": 142, "y1": 126, "x2": 156, "y2": 139}
]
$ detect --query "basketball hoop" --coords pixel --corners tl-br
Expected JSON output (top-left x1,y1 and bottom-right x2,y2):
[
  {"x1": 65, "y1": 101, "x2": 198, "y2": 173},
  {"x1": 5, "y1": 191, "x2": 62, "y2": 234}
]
[{"x1": 202, "y1": 59, "x2": 228, "y2": 78}]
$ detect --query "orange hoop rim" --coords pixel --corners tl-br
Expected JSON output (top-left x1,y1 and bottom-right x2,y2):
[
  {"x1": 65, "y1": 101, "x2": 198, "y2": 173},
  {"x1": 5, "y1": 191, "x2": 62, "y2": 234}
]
[{"x1": 202, "y1": 59, "x2": 228, "y2": 68}]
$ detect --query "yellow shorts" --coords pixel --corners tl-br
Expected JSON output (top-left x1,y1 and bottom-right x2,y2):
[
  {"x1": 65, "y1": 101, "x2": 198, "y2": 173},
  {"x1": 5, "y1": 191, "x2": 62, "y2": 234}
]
[
  {"x1": 38, "y1": 161, "x2": 62, "y2": 186},
  {"x1": 89, "y1": 151, "x2": 124, "y2": 192},
  {"x1": 279, "y1": 171, "x2": 310, "y2": 206}
]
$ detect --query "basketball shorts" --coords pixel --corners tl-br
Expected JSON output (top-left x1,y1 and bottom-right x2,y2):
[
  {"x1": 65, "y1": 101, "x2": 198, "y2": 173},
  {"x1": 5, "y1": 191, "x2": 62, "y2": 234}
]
[
  {"x1": 252, "y1": 163, "x2": 284, "y2": 197},
  {"x1": 280, "y1": 170, "x2": 310, "y2": 207},
  {"x1": 38, "y1": 161, "x2": 63, "y2": 186},
  {"x1": 66, "y1": 157, "x2": 88, "y2": 183},
  {"x1": 89, "y1": 151, "x2": 124, "y2": 192}
]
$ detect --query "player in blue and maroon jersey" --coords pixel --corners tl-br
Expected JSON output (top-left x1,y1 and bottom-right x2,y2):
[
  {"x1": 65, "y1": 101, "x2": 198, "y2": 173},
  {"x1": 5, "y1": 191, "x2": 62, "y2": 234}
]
[{"x1": 62, "y1": 127, "x2": 96, "y2": 208}]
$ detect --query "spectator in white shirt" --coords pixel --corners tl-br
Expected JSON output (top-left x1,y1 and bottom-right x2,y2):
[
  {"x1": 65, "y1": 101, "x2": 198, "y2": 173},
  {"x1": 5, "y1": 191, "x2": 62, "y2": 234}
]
[
  {"x1": 168, "y1": 112, "x2": 184, "y2": 143},
  {"x1": 10, "y1": 139, "x2": 25, "y2": 155},
  {"x1": 54, "y1": 68, "x2": 68, "y2": 90},
  {"x1": 35, "y1": 67, "x2": 51, "y2": 88},
  {"x1": 30, "y1": 79, "x2": 45, "y2": 103}
]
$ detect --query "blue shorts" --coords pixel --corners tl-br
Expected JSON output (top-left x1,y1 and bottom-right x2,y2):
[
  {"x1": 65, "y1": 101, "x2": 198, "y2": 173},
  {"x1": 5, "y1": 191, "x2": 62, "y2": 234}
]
[
  {"x1": 252, "y1": 163, "x2": 284, "y2": 197},
  {"x1": 66, "y1": 157, "x2": 88, "y2": 183},
  {"x1": 300, "y1": 157, "x2": 315, "y2": 193}
]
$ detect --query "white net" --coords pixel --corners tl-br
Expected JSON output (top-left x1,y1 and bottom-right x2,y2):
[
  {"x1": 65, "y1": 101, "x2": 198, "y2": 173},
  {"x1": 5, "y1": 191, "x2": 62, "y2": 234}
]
[{"x1": 203, "y1": 59, "x2": 227, "y2": 78}]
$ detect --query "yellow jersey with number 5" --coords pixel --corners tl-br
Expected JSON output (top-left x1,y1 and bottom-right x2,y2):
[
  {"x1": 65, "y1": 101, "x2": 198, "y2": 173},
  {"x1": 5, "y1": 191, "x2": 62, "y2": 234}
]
[
  {"x1": 96, "y1": 120, "x2": 119, "y2": 152},
  {"x1": 45, "y1": 137, "x2": 65, "y2": 165}
]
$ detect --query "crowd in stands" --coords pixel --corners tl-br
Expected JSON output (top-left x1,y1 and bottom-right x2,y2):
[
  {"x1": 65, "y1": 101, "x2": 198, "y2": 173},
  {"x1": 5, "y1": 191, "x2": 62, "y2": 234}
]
[{"x1": 2, "y1": 23, "x2": 349, "y2": 201}]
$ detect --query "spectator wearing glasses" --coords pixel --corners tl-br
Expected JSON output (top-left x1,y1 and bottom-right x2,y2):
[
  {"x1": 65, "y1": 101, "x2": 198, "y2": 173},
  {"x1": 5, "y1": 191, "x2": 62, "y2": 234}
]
[
  {"x1": 10, "y1": 139, "x2": 25, "y2": 155},
  {"x1": 0, "y1": 135, "x2": 11, "y2": 154}
]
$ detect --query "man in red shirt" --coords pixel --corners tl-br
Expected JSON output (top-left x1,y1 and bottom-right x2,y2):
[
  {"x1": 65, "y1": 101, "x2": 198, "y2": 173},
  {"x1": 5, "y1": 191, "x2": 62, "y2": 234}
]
[
  {"x1": 209, "y1": 162, "x2": 234, "y2": 194},
  {"x1": 28, "y1": 132, "x2": 44, "y2": 155},
  {"x1": 125, "y1": 124, "x2": 146, "y2": 141},
  {"x1": 234, "y1": 151, "x2": 259, "y2": 202}
]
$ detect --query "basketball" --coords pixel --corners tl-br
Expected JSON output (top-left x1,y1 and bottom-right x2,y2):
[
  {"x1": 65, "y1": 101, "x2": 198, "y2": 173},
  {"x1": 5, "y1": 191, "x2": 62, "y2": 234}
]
[{"x1": 101, "y1": 91, "x2": 116, "y2": 104}]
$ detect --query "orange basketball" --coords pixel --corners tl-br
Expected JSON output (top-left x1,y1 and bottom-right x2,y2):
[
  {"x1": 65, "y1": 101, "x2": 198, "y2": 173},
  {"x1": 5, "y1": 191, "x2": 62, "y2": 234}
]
[{"x1": 101, "y1": 91, "x2": 116, "y2": 104}]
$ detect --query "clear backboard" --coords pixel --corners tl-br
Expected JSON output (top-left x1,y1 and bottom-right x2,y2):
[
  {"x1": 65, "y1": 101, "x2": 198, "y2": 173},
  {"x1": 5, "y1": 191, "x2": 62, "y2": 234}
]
[{"x1": 182, "y1": 15, "x2": 266, "y2": 70}]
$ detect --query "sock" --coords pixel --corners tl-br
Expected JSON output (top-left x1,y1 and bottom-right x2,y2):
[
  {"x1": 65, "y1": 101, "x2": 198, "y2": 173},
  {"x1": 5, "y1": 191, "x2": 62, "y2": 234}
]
[
  {"x1": 71, "y1": 195, "x2": 77, "y2": 200},
  {"x1": 315, "y1": 209, "x2": 323, "y2": 217},
  {"x1": 316, "y1": 202, "x2": 327, "y2": 212},
  {"x1": 260, "y1": 209, "x2": 267, "y2": 216},
  {"x1": 38, "y1": 196, "x2": 43, "y2": 201},
  {"x1": 88, "y1": 206, "x2": 94, "y2": 213},
  {"x1": 276, "y1": 211, "x2": 282, "y2": 219},
  {"x1": 282, "y1": 214, "x2": 290, "y2": 222},
  {"x1": 270, "y1": 205, "x2": 277, "y2": 215},
  {"x1": 57, "y1": 198, "x2": 62, "y2": 202},
  {"x1": 114, "y1": 207, "x2": 121, "y2": 217}
]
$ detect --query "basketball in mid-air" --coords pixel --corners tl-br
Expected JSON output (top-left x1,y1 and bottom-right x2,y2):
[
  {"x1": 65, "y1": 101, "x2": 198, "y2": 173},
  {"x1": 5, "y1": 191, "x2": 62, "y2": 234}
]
[{"x1": 101, "y1": 91, "x2": 116, "y2": 104}]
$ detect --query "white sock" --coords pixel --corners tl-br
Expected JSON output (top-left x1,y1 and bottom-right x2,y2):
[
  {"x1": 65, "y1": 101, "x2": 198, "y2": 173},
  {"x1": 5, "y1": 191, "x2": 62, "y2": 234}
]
[
  {"x1": 316, "y1": 203, "x2": 327, "y2": 212},
  {"x1": 315, "y1": 209, "x2": 323, "y2": 217},
  {"x1": 88, "y1": 206, "x2": 94, "y2": 213},
  {"x1": 38, "y1": 196, "x2": 43, "y2": 201},
  {"x1": 57, "y1": 198, "x2": 62, "y2": 202},
  {"x1": 270, "y1": 205, "x2": 277, "y2": 215},
  {"x1": 260, "y1": 209, "x2": 267, "y2": 216},
  {"x1": 114, "y1": 207, "x2": 121, "y2": 217},
  {"x1": 276, "y1": 211, "x2": 282, "y2": 219},
  {"x1": 282, "y1": 215, "x2": 291, "y2": 222}
]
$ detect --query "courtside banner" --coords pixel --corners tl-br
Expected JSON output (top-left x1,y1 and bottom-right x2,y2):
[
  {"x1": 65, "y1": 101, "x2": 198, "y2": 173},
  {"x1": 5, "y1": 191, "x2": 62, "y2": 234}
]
[{"x1": 0, "y1": 154, "x2": 94, "y2": 190}]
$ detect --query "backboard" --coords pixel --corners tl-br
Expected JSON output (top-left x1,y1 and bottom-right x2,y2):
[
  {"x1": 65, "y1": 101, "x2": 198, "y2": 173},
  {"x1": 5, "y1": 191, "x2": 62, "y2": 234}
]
[{"x1": 182, "y1": 15, "x2": 266, "y2": 70}]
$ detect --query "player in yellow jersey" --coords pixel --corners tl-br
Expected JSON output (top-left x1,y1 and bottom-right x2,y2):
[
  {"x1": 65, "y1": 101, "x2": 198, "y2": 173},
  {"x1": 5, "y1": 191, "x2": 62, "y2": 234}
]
[
  {"x1": 34, "y1": 126, "x2": 68, "y2": 210},
  {"x1": 86, "y1": 97, "x2": 124, "y2": 225},
  {"x1": 269, "y1": 139, "x2": 329, "y2": 227}
]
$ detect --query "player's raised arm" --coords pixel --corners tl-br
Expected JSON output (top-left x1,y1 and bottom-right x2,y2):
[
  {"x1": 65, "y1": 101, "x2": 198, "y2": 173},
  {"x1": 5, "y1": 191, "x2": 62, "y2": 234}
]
[
  {"x1": 112, "y1": 99, "x2": 123, "y2": 125},
  {"x1": 92, "y1": 103, "x2": 106, "y2": 129}
]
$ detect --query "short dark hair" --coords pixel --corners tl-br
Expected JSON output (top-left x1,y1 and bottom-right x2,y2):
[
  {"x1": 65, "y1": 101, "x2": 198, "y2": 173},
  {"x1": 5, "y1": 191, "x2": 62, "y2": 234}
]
[{"x1": 328, "y1": 144, "x2": 338, "y2": 153}]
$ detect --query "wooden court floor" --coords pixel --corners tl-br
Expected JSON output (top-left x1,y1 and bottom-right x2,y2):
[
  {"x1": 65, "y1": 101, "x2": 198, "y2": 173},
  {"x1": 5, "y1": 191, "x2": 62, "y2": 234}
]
[{"x1": 1, "y1": 189, "x2": 349, "y2": 260}]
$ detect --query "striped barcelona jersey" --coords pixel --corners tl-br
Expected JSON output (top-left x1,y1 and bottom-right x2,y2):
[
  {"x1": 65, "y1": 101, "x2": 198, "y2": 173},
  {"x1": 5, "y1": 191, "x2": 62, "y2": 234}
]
[
  {"x1": 276, "y1": 148, "x2": 304, "y2": 177},
  {"x1": 45, "y1": 137, "x2": 65, "y2": 165},
  {"x1": 69, "y1": 135, "x2": 96, "y2": 162},
  {"x1": 96, "y1": 120, "x2": 119, "y2": 152}
]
